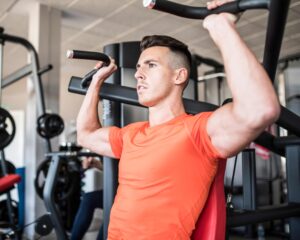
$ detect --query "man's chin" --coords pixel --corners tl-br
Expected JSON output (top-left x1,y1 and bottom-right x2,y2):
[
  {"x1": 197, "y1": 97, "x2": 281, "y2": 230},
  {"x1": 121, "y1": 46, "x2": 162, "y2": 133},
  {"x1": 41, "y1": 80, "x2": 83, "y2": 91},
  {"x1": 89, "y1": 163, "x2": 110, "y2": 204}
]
[{"x1": 138, "y1": 98, "x2": 154, "y2": 107}]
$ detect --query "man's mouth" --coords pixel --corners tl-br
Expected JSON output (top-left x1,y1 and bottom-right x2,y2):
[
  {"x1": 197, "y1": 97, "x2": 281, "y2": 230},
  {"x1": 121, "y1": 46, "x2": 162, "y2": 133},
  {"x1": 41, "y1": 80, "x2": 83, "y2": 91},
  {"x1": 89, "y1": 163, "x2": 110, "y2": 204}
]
[{"x1": 137, "y1": 85, "x2": 147, "y2": 92}]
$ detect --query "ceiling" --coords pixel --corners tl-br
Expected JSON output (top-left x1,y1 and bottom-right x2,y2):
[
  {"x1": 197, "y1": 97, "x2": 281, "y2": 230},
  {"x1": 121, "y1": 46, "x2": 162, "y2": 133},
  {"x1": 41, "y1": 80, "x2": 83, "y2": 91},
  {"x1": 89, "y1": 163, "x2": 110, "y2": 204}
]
[{"x1": 0, "y1": 0, "x2": 300, "y2": 113}]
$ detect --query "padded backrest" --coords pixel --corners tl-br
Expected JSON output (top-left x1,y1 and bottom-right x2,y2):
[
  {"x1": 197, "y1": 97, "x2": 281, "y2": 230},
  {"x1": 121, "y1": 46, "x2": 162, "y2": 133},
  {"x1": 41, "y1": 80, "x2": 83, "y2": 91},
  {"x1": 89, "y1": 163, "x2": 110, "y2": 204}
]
[
  {"x1": 191, "y1": 160, "x2": 227, "y2": 240},
  {"x1": 0, "y1": 174, "x2": 21, "y2": 193}
]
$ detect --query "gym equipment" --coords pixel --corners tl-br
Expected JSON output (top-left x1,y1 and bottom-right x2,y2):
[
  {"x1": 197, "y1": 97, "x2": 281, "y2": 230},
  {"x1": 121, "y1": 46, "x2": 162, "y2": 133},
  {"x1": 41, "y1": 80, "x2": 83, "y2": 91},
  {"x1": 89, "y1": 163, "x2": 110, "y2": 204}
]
[
  {"x1": 34, "y1": 143, "x2": 83, "y2": 233},
  {"x1": 0, "y1": 27, "x2": 64, "y2": 239},
  {"x1": 0, "y1": 27, "x2": 21, "y2": 240},
  {"x1": 67, "y1": 49, "x2": 111, "y2": 88},
  {"x1": 0, "y1": 27, "x2": 64, "y2": 152},
  {"x1": 37, "y1": 113, "x2": 65, "y2": 139},
  {"x1": 191, "y1": 160, "x2": 227, "y2": 239},
  {"x1": 42, "y1": 149, "x2": 100, "y2": 239},
  {"x1": 143, "y1": 0, "x2": 270, "y2": 19},
  {"x1": 34, "y1": 157, "x2": 79, "y2": 201},
  {"x1": 193, "y1": 54, "x2": 224, "y2": 106},
  {"x1": 0, "y1": 108, "x2": 16, "y2": 149},
  {"x1": 0, "y1": 159, "x2": 16, "y2": 176},
  {"x1": 34, "y1": 214, "x2": 53, "y2": 236},
  {"x1": 0, "y1": 199, "x2": 18, "y2": 224}
]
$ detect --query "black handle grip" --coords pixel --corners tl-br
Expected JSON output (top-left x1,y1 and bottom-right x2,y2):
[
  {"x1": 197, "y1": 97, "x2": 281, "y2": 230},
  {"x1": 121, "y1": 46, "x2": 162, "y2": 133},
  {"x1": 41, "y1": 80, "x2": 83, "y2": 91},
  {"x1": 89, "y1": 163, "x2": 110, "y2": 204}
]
[
  {"x1": 80, "y1": 69, "x2": 99, "y2": 88},
  {"x1": 66, "y1": 50, "x2": 111, "y2": 88},
  {"x1": 144, "y1": 0, "x2": 270, "y2": 19},
  {"x1": 67, "y1": 50, "x2": 111, "y2": 63}
]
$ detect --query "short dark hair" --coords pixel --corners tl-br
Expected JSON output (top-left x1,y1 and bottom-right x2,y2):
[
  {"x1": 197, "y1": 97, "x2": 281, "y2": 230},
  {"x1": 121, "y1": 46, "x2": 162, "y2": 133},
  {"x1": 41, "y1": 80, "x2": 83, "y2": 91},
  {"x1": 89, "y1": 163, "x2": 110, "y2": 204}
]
[{"x1": 140, "y1": 35, "x2": 192, "y2": 75}]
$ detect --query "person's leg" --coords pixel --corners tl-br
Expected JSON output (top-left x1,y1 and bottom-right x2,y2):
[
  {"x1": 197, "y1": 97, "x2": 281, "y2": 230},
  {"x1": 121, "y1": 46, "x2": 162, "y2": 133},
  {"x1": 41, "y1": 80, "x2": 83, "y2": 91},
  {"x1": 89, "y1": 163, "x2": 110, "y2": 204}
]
[{"x1": 70, "y1": 190, "x2": 103, "y2": 240}]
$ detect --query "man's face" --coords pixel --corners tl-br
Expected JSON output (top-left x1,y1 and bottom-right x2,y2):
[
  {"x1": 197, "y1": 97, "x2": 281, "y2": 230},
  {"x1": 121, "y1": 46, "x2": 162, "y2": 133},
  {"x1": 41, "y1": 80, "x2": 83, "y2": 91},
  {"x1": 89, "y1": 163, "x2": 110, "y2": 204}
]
[{"x1": 135, "y1": 46, "x2": 177, "y2": 107}]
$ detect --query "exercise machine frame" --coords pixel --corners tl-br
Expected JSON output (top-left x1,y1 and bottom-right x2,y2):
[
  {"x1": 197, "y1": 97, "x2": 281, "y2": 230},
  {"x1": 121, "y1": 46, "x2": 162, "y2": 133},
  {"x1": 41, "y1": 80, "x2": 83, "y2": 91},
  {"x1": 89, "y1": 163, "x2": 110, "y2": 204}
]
[{"x1": 67, "y1": 0, "x2": 300, "y2": 239}]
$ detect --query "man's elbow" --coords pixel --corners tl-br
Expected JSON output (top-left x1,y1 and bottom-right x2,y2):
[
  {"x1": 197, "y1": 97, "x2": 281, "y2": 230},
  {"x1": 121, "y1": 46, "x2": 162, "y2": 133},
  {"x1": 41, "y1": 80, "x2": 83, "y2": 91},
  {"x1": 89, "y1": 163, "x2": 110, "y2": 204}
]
[
  {"x1": 263, "y1": 101, "x2": 280, "y2": 123},
  {"x1": 251, "y1": 101, "x2": 281, "y2": 129},
  {"x1": 77, "y1": 131, "x2": 87, "y2": 148}
]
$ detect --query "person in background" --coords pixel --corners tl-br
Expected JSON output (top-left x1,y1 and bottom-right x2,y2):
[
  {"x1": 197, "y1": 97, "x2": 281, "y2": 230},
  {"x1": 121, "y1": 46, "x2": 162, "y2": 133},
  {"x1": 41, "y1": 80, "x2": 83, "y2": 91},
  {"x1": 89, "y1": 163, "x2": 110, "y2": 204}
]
[{"x1": 70, "y1": 157, "x2": 103, "y2": 240}]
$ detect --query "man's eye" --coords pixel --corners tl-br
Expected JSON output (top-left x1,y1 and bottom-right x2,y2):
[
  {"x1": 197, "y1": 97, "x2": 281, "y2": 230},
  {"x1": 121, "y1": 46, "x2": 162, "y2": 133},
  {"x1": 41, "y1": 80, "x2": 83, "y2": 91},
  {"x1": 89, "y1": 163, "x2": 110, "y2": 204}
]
[{"x1": 149, "y1": 63, "x2": 156, "y2": 68}]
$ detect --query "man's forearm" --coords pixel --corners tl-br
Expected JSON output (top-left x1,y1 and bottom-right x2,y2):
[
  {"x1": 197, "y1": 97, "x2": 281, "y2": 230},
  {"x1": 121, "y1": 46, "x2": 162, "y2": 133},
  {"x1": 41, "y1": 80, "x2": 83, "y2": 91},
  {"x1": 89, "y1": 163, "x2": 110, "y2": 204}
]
[
  {"x1": 208, "y1": 15, "x2": 280, "y2": 124},
  {"x1": 77, "y1": 80, "x2": 103, "y2": 140}
]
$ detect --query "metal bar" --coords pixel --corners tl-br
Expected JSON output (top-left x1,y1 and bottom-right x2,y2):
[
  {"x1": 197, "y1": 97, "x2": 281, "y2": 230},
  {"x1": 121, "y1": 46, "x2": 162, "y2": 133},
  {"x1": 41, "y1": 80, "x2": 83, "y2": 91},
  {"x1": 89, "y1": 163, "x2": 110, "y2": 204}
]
[
  {"x1": 43, "y1": 154, "x2": 68, "y2": 240},
  {"x1": 193, "y1": 54, "x2": 223, "y2": 69},
  {"x1": 102, "y1": 43, "x2": 121, "y2": 240},
  {"x1": 197, "y1": 73, "x2": 226, "y2": 81},
  {"x1": 255, "y1": 132, "x2": 284, "y2": 156},
  {"x1": 274, "y1": 136, "x2": 300, "y2": 148},
  {"x1": 68, "y1": 76, "x2": 218, "y2": 114},
  {"x1": 278, "y1": 106, "x2": 300, "y2": 137},
  {"x1": 2, "y1": 63, "x2": 52, "y2": 89},
  {"x1": 38, "y1": 64, "x2": 53, "y2": 76},
  {"x1": 286, "y1": 145, "x2": 300, "y2": 239},
  {"x1": 2, "y1": 64, "x2": 32, "y2": 88},
  {"x1": 0, "y1": 34, "x2": 3, "y2": 105},
  {"x1": 262, "y1": 0, "x2": 290, "y2": 82},
  {"x1": 242, "y1": 149, "x2": 257, "y2": 211},
  {"x1": 0, "y1": 31, "x2": 51, "y2": 152},
  {"x1": 278, "y1": 52, "x2": 300, "y2": 64},
  {"x1": 227, "y1": 203, "x2": 300, "y2": 227},
  {"x1": 144, "y1": 0, "x2": 269, "y2": 20}
]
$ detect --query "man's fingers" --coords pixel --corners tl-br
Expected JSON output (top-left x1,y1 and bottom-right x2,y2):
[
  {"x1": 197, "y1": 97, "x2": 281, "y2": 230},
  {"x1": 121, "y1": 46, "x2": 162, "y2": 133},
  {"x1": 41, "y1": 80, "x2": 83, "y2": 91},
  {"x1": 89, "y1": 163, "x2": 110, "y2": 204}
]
[
  {"x1": 94, "y1": 61, "x2": 104, "y2": 69},
  {"x1": 207, "y1": 0, "x2": 234, "y2": 10}
]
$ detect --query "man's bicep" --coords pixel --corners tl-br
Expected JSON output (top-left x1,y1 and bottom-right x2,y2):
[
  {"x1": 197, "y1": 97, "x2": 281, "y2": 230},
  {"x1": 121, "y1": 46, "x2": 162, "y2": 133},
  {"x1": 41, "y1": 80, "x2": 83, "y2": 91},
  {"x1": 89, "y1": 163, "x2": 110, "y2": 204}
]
[
  {"x1": 207, "y1": 104, "x2": 262, "y2": 158},
  {"x1": 85, "y1": 127, "x2": 117, "y2": 158}
]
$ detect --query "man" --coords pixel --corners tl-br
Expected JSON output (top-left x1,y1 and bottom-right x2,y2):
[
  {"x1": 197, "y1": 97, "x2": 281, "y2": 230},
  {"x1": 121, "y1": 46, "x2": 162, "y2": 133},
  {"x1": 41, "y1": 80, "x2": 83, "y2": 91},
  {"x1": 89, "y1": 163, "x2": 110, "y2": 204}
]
[{"x1": 76, "y1": 0, "x2": 280, "y2": 239}]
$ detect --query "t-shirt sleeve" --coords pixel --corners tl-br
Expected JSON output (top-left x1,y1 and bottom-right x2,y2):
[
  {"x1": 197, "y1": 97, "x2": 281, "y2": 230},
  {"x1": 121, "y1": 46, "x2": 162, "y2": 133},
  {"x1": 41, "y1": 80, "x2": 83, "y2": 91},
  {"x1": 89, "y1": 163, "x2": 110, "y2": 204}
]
[
  {"x1": 109, "y1": 126, "x2": 123, "y2": 159},
  {"x1": 186, "y1": 112, "x2": 224, "y2": 160}
]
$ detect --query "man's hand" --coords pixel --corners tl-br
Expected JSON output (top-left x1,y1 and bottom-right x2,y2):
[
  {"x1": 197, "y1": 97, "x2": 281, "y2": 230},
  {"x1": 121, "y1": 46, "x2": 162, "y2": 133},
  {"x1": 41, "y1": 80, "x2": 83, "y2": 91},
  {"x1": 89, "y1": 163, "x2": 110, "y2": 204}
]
[
  {"x1": 203, "y1": 0, "x2": 239, "y2": 30},
  {"x1": 82, "y1": 157, "x2": 103, "y2": 170},
  {"x1": 203, "y1": 0, "x2": 240, "y2": 46},
  {"x1": 91, "y1": 58, "x2": 117, "y2": 86}
]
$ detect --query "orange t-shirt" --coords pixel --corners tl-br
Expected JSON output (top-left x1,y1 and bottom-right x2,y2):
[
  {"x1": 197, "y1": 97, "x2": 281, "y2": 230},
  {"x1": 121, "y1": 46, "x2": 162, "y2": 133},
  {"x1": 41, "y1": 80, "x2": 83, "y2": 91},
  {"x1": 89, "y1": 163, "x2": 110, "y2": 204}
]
[{"x1": 108, "y1": 112, "x2": 223, "y2": 240}]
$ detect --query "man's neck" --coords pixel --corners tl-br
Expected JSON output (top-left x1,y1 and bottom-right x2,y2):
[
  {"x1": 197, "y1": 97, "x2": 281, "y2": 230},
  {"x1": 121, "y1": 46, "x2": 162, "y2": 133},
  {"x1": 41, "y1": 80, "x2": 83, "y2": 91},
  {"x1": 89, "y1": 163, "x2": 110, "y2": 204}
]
[{"x1": 148, "y1": 101, "x2": 186, "y2": 127}]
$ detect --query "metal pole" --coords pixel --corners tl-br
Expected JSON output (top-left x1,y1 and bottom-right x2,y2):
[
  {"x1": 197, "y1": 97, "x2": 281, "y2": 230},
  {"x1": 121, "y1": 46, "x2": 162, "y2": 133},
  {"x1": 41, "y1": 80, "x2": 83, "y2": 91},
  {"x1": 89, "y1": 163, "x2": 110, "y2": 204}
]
[
  {"x1": 286, "y1": 145, "x2": 300, "y2": 239},
  {"x1": 102, "y1": 43, "x2": 121, "y2": 239},
  {"x1": 43, "y1": 154, "x2": 68, "y2": 240},
  {"x1": 262, "y1": 0, "x2": 290, "y2": 82},
  {"x1": 0, "y1": 30, "x2": 3, "y2": 106}
]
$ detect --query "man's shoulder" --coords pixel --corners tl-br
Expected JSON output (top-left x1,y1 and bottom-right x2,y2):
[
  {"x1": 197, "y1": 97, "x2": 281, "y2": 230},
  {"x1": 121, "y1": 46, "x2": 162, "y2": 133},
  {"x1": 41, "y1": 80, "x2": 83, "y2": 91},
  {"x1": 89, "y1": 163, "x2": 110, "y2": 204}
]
[
  {"x1": 123, "y1": 121, "x2": 148, "y2": 131},
  {"x1": 184, "y1": 111, "x2": 213, "y2": 123}
]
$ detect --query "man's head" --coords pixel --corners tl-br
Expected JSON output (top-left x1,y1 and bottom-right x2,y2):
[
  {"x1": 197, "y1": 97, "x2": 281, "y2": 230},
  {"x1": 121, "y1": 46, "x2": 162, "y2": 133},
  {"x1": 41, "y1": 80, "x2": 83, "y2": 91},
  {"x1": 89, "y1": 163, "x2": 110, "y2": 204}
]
[
  {"x1": 140, "y1": 35, "x2": 192, "y2": 80},
  {"x1": 135, "y1": 35, "x2": 192, "y2": 107}
]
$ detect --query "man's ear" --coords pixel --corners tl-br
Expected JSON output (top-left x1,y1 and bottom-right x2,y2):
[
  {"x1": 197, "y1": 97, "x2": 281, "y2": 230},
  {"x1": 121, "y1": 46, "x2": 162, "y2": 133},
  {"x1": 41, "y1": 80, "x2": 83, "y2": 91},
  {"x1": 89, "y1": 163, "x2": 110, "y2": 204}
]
[{"x1": 174, "y1": 68, "x2": 188, "y2": 85}]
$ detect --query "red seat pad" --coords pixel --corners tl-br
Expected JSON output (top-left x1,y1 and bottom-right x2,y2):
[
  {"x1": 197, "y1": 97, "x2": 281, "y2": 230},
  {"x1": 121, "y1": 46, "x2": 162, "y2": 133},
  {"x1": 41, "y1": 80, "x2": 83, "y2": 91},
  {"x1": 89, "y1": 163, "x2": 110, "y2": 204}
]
[
  {"x1": 191, "y1": 160, "x2": 227, "y2": 240},
  {"x1": 0, "y1": 174, "x2": 21, "y2": 192}
]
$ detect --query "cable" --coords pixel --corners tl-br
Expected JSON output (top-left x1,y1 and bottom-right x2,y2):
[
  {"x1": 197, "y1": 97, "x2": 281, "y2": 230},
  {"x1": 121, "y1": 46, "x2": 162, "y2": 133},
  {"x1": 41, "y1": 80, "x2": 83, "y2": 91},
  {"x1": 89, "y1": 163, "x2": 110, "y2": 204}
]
[
  {"x1": 230, "y1": 155, "x2": 238, "y2": 192},
  {"x1": 3, "y1": 213, "x2": 51, "y2": 238},
  {"x1": 226, "y1": 155, "x2": 238, "y2": 210}
]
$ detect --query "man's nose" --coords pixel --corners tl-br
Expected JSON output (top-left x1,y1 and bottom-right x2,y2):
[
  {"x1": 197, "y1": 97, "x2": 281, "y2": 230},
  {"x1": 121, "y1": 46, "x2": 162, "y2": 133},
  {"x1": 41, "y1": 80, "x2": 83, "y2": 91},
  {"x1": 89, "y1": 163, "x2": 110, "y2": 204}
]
[{"x1": 135, "y1": 68, "x2": 145, "y2": 81}]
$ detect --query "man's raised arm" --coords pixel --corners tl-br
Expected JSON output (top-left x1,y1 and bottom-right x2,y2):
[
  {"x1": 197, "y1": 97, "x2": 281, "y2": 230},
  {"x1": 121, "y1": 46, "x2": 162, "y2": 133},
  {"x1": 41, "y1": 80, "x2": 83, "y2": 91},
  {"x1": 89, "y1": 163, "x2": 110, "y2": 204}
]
[
  {"x1": 76, "y1": 60, "x2": 118, "y2": 158},
  {"x1": 204, "y1": 1, "x2": 280, "y2": 158}
]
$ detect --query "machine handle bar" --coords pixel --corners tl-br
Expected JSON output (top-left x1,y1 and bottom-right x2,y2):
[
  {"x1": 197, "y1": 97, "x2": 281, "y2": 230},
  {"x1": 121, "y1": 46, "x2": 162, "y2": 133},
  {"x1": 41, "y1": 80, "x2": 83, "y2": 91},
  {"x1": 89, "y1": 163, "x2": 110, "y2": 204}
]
[{"x1": 143, "y1": 0, "x2": 270, "y2": 19}]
